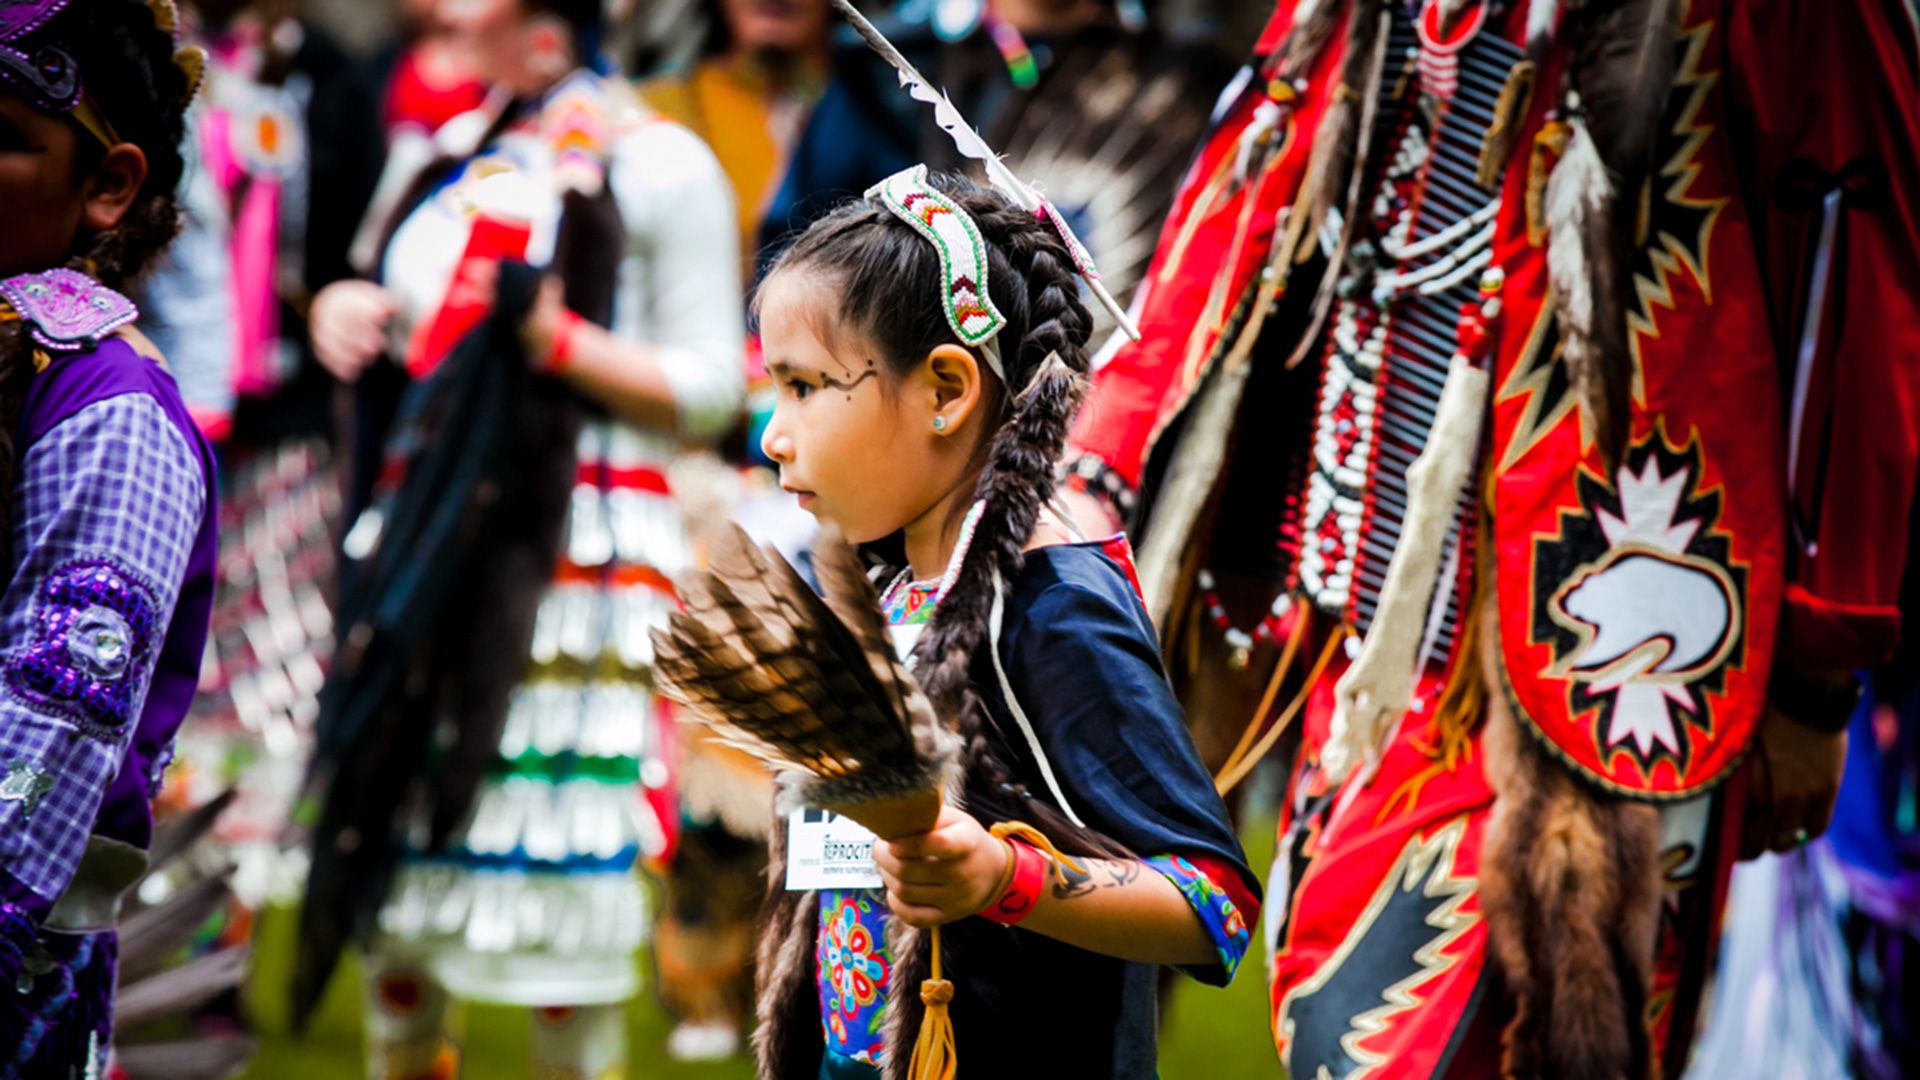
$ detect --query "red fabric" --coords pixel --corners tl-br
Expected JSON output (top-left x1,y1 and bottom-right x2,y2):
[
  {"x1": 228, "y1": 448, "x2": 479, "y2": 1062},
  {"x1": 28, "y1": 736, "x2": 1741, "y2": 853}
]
[
  {"x1": 1488, "y1": 0, "x2": 1920, "y2": 796},
  {"x1": 1273, "y1": 636, "x2": 1743, "y2": 1080},
  {"x1": 384, "y1": 44, "x2": 487, "y2": 137},
  {"x1": 1722, "y1": 0, "x2": 1920, "y2": 671},
  {"x1": 1779, "y1": 584, "x2": 1902, "y2": 670},
  {"x1": 643, "y1": 695, "x2": 681, "y2": 869},
  {"x1": 1270, "y1": 659, "x2": 1494, "y2": 1080},
  {"x1": 551, "y1": 560, "x2": 677, "y2": 594},
  {"x1": 1253, "y1": 2, "x2": 1299, "y2": 55},
  {"x1": 1489, "y1": 0, "x2": 1786, "y2": 798},
  {"x1": 1180, "y1": 850, "x2": 1261, "y2": 932},
  {"x1": 1097, "y1": 534, "x2": 1146, "y2": 601},
  {"x1": 577, "y1": 463, "x2": 672, "y2": 494},
  {"x1": 1067, "y1": 0, "x2": 1333, "y2": 490},
  {"x1": 403, "y1": 213, "x2": 533, "y2": 378}
]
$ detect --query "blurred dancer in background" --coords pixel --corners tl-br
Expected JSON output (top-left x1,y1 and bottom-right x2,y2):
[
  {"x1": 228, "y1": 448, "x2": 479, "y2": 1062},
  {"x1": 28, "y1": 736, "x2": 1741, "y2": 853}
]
[
  {"x1": 760, "y1": 0, "x2": 1230, "y2": 342},
  {"x1": 1688, "y1": 481, "x2": 1920, "y2": 1080},
  {"x1": 636, "y1": 0, "x2": 829, "y2": 1060},
  {"x1": 308, "y1": 0, "x2": 487, "y2": 304},
  {"x1": 139, "y1": 0, "x2": 353, "y2": 922},
  {"x1": 0, "y1": 0, "x2": 218, "y2": 1069},
  {"x1": 298, "y1": 0, "x2": 743, "y2": 1074},
  {"x1": 639, "y1": 0, "x2": 830, "y2": 283}
]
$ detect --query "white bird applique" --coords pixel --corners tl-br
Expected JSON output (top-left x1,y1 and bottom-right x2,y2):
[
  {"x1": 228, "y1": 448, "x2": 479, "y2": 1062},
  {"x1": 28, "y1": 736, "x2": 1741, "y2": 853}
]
[{"x1": 1549, "y1": 456, "x2": 1739, "y2": 759}]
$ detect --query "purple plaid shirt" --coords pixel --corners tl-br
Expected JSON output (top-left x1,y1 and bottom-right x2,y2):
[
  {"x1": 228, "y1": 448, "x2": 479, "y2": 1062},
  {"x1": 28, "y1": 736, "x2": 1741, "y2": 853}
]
[{"x1": 0, "y1": 391, "x2": 205, "y2": 908}]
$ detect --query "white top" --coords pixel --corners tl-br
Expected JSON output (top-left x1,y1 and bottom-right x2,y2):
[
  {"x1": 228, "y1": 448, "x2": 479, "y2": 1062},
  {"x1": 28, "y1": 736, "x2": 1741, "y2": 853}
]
[{"x1": 381, "y1": 77, "x2": 746, "y2": 443}]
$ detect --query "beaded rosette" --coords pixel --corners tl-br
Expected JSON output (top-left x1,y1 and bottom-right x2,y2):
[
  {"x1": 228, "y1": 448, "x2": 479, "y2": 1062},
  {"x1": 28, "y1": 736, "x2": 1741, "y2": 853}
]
[{"x1": 0, "y1": 269, "x2": 138, "y2": 354}]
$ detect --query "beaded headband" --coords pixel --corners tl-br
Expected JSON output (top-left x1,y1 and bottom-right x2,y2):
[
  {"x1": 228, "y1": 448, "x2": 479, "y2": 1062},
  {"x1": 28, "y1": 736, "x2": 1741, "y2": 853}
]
[
  {"x1": 0, "y1": 0, "x2": 206, "y2": 149},
  {"x1": 867, "y1": 164, "x2": 1010, "y2": 381}
]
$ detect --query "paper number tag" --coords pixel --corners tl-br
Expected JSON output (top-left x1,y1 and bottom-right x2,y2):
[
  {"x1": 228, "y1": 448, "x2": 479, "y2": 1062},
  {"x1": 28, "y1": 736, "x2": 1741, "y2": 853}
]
[{"x1": 784, "y1": 808, "x2": 884, "y2": 891}]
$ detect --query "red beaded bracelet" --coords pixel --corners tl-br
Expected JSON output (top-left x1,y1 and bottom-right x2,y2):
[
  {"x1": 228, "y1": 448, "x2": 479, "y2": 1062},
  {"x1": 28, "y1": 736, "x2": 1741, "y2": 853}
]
[
  {"x1": 540, "y1": 310, "x2": 583, "y2": 374},
  {"x1": 979, "y1": 838, "x2": 1048, "y2": 926}
]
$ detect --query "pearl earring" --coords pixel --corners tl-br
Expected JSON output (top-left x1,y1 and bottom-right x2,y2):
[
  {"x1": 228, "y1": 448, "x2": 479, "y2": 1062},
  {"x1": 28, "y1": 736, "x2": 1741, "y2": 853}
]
[{"x1": 932, "y1": 415, "x2": 949, "y2": 432}]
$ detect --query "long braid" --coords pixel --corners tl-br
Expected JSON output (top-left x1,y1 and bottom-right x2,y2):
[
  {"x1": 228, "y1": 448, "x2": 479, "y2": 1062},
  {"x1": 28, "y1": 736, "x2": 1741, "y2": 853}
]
[
  {"x1": 907, "y1": 196, "x2": 1129, "y2": 857},
  {"x1": 767, "y1": 175, "x2": 1132, "y2": 854}
]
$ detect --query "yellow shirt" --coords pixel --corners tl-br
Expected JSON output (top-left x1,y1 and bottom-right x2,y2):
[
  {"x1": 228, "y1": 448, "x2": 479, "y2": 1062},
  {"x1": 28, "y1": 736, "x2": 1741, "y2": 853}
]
[{"x1": 639, "y1": 59, "x2": 816, "y2": 273}]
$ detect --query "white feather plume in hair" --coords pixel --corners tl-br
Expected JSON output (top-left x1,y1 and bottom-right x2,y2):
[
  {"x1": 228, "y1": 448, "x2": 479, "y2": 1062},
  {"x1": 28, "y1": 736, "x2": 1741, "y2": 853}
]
[
  {"x1": 1291, "y1": 0, "x2": 1327, "y2": 30},
  {"x1": 1544, "y1": 113, "x2": 1613, "y2": 442},
  {"x1": 827, "y1": 0, "x2": 1137, "y2": 338},
  {"x1": 1527, "y1": 0, "x2": 1561, "y2": 49}
]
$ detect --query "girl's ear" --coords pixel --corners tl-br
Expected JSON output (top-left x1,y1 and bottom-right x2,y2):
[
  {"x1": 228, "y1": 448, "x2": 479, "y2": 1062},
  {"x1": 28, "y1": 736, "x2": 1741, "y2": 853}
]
[
  {"x1": 80, "y1": 144, "x2": 148, "y2": 234},
  {"x1": 921, "y1": 343, "x2": 985, "y2": 437}
]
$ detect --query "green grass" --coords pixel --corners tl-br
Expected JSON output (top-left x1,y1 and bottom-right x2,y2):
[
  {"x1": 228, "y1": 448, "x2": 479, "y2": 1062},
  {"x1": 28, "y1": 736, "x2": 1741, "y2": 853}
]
[{"x1": 245, "y1": 813, "x2": 1282, "y2": 1078}]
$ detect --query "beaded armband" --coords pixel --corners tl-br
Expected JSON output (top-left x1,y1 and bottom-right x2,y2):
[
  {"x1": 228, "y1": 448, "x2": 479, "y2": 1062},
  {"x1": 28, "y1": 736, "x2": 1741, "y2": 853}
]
[{"x1": 4, "y1": 558, "x2": 162, "y2": 738}]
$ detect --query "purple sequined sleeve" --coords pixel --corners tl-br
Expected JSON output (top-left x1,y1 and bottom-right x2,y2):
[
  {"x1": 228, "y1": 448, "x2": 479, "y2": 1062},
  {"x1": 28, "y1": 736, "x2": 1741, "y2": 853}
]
[{"x1": 0, "y1": 393, "x2": 203, "y2": 916}]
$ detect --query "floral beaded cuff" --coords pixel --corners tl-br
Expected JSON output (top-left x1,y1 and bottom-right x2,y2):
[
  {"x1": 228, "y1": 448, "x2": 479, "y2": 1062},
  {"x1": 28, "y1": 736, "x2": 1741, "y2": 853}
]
[{"x1": 1145, "y1": 854, "x2": 1252, "y2": 987}]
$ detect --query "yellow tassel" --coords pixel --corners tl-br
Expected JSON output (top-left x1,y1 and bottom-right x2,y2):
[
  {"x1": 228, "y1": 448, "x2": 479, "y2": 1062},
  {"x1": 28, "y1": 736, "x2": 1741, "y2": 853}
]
[
  {"x1": 908, "y1": 926, "x2": 958, "y2": 1080},
  {"x1": 908, "y1": 823, "x2": 1091, "y2": 1080},
  {"x1": 987, "y1": 821, "x2": 1088, "y2": 885}
]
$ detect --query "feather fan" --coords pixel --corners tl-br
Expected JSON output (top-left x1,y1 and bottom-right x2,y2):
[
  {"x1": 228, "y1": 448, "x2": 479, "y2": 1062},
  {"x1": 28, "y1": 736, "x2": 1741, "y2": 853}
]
[
  {"x1": 113, "y1": 788, "x2": 258, "y2": 1079},
  {"x1": 653, "y1": 525, "x2": 959, "y2": 840}
]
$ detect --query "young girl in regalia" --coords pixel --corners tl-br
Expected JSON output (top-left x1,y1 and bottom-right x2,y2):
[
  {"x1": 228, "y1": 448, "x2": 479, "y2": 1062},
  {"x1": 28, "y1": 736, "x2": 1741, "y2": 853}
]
[
  {"x1": 300, "y1": 0, "x2": 743, "y2": 1074},
  {"x1": 0, "y1": 0, "x2": 218, "y2": 1073},
  {"x1": 750, "y1": 166, "x2": 1258, "y2": 1079}
]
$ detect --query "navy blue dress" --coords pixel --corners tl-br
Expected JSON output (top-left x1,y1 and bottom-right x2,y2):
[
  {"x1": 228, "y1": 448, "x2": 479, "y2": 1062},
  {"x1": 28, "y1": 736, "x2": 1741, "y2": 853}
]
[{"x1": 816, "y1": 542, "x2": 1258, "y2": 1078}]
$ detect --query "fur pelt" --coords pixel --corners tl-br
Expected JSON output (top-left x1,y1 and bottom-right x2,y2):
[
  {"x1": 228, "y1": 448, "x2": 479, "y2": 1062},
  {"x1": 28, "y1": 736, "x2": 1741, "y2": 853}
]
[{"x1": 1481, "y1": 619, "x2": 1662, "y2": 1080}]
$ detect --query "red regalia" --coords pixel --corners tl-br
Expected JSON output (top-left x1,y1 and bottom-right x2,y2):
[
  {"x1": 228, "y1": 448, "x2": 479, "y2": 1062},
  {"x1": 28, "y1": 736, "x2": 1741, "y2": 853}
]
[{"x1": 1065, "y1": 0, "x2": 1920, "y2": 1075}]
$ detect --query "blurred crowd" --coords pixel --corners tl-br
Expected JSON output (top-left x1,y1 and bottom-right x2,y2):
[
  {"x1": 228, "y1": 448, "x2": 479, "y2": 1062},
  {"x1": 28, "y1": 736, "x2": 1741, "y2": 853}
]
[{"x1": 121, "y1": 0, "x2": 1917, "y2": 1078}]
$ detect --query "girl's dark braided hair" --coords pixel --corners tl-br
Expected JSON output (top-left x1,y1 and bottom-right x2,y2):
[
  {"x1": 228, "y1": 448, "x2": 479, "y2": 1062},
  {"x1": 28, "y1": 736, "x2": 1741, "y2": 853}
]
[
  {"x1": 767, "y1": 172, "x2": 1129, "y2": 857},
  {"x1": 0, "y1": 0, "x2": 192, "y2": 546}
]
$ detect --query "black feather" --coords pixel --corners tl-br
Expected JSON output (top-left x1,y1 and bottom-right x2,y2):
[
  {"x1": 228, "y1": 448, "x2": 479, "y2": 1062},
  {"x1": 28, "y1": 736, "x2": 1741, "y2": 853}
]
[{"x1": 1569, "y1": 0, "x2": 1679, "y2": 466}]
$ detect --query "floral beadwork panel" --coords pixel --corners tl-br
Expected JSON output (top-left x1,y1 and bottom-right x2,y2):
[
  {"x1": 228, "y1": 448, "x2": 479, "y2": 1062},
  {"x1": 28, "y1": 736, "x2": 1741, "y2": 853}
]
[
  {"x1": 816, "y1": 889, "x2": 892, "y2": 1067},
  {"x1": 4, "y1": 559, "x2": 159, "y2": 738}
]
